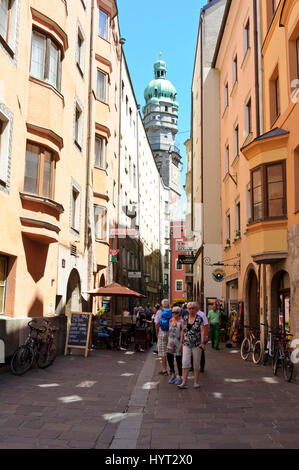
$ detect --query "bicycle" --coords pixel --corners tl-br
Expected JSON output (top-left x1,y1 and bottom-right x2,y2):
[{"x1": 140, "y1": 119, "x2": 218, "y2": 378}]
[
  {"x1": 273, "y1": 331, "x2": 294, "y2": 382},
  {"x1": 240, "y1": 325, "x2": 260, "y2": 362},
  {"x1": 37, "y1": 318, "x2": 58, "y2": 369},
  {"x1": 260, "y1": 323, "x2": 281, "y2": 367},
  {"x1": 10, "y1": 320, "x2": 46, "y2": 376}
]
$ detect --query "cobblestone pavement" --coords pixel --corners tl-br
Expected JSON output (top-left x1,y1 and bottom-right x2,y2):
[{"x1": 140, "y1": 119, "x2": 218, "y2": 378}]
[{"x1": 0, "y1": 344, "x2": 299, "y2": 449}]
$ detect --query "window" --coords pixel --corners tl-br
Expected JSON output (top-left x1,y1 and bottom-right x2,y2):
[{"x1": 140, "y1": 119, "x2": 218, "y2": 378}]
[
  {"x1": 0, "y1": 0, "x2": 11, "y2": 42},
  {"x1": 95, "y1": 136, "x2": 106, "y2": 169},
  {"x1": 71, "y1": 187, "x2": 80, "y2": 231},
  {"x1": 94, "y1": 206, "x2": 107, "y2": 240},
  {"x1": 176, "y1": 259, "x2": 183, "y2": 271},
  {"x1": 226, "y1": 213, "x2": 231, "y2": 243},
  {"x1": 113, "y1": 180, "x2": 116, "y2": 206},
  {"x1": 30, "y1": 29, "x2": 62, "y2": 91},
  {"x1": 232, "y1": 54, "x2": 238, "y2": 86},
  {"x1": 0, "y1": 0, "x2": 18, "y2": 56},
  {"x1": 246, "y1": 183, "x2": 252, "y2": 222},
  {"x1": 224, "y1": 144, "x2": 229, "y2": 175},
  {"x1": 0, "y1": 255, "x2": 8, "y2": 314},
  {"x1": 76, "y1": 27, "x2": 85, "y2": 75},
  {"x1": 99, "y1": 9, "x2": 109, "y2": 40},
  {"x1": 235, "y1": 201, "x2": 241, "y2": 234},
  {"x1": 97, "y1": 70, "x2": 107, "y2": 102},
  {"x1": 245, "y1": 97, "x2": 252, "y2": 137},
  {"x1": 24, "y1": 142, "x2": 55, "y2": 199},
  {"x1": 0, "y1": 106, "x2": 12, "y2": 186},
  {"x1": 243, "y1": 19, "x2": 250, "y2": 56},
  {"x1": 74, "y1": 103, "x2": 83, "y2": 149},
  {"x1": 233, "y1": 124, "x2": 239, "y2": 160},
  {"x1": 297, "y1": 38, "x2": 299, "y2": 79},
  {"x1": 251, "y1": 161, "x2": 286, "y2": 222},
  {"x1": 126, "y1": 96, "x2": 128, "y2": 115},
  {"x1": 224, "y1": 82, "x2": 229, "y2": 111},
  {"x1": 129, "y1": 156, "x2": 132, "y2": 181},
  {"x1": 129, "y1": 108, "x2": 132, "y2": 125},
  {"x1": 269, "y1": 68, "x2": 280, "y2": 124},
  {"x1": 176, "y1": 280, "x2": 183, "y2": 292}
]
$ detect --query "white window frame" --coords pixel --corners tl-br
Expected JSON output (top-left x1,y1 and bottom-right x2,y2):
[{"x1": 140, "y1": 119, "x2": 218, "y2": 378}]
[
  {"x1": 70, "y1": 183, "x2": 81, "y2": 234},
  {"x1": 244, "y1": 95, "x2": 252, "y2": 137},
  {"x1": 99, "y1": 9, "x2": 110, "y2": 41},
  {"x1": 175, "y1": 280, "x2": 183, "y2": 292},
  {"x1": 76, "y1": 24, "x2": 85, "y2": 76},
  {"x1": 97, "y1": 69, "x2": 108, "y2": 102},
  {"x1": 176, "y1": 259, "x2": 183, "y2": 271},
  {"x1": 224, "y1": 144, "x2": 229, "y2": 175},
  {"x1": 233, "y1": 123, "x2": 239, "y2": 161},
  {"x1": 94, "y1": 205, "x2": 107, "y2": 241},
  {"x1": 30, "y1": 29, "x2": 62, "y2": 91},
  {"x1": 95, "y1": 135, "x2": 106, "y2": 169},
  {"x1": 243, "y1": 18, "x2": 250, "y2": 57},
  {"x1": 0, "y1": 0, "x2": 19, "y2": 56},
  {"x1": 74, "y1": 101, "x2": 83, "y2": 150},
  {"x1": 0, "y1": 105, "x2": 12, "y2": 187}
]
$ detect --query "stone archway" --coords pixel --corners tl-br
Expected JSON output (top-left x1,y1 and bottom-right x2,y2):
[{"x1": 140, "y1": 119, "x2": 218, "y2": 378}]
[
  {"x1": 247, "y1": 269, "x2": 259, "y2": 328},
  {"x1": 66, "y1": 269, "x2": 82, "y2": 316}
]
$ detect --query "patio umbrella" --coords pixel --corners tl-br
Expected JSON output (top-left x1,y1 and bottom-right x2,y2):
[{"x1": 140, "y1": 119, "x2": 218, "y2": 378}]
[
  {"x1": 86, "y1": 282, "x2": 146, "y2": 325},
  {"x1": 87, "y1": 282, "x2": 145, "y2": 298}
]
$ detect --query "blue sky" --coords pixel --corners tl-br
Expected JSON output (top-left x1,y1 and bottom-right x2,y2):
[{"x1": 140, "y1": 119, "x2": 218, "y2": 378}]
[{"x1": 117, "y1": 0, "x2": 206, "y2": 216}]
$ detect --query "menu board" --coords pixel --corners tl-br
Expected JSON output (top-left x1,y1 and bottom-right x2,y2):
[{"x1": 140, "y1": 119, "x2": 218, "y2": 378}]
[{"x1": 64, "y1": 312, "x2": 92, "y2": 358}]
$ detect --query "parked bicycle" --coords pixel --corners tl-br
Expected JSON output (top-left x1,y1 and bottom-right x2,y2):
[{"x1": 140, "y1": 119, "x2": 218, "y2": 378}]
[
  {"x1": 37, "y1": 318, "x2": 58, "y2": 369},
  {"x1": 10, "y1": 319, "x2": 58, "y2": 375},
  {"x1": 10, "y1": 320, "x2": 46, "y2": 376},
  {"x1": 273, "y1": 330, "x2": 294, "y2": 382},
  {"x1": 240, "y1": 325, "x2": 261, "y2": 363},
  {"x1": 259, "y1": 323, "x2": 280, "y2": 367}
]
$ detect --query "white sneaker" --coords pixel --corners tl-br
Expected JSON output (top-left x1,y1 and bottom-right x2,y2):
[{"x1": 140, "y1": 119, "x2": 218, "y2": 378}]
[{"x1": 193, "y1": 384, "x2": 200, "y2": 389}]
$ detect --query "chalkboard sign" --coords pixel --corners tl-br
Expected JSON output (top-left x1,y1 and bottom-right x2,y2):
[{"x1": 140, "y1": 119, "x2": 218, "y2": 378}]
[{"x1": 64, "y1": 312, "x2": 92, "y2": 358}]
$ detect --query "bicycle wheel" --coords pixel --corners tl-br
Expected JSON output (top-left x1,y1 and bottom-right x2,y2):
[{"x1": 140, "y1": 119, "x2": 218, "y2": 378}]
[
  {"x1": 273, "y1": 348, "x2": 281, "y2": 376},
  {"x1": 253, "y1": 340, "x2": 264, "y2": 364},
  {"x1": 283, "y1": 351, "x2": 293, "y2": 382},
  {"x1": 10, "y1": 345, "x2": 34, "y2": 376},
  {"x1": 37, "y1": 342, "x2": 57, "y2": 369},
  {"x1": 240, "y1": 338, "x2": 251, "y2": 360}
]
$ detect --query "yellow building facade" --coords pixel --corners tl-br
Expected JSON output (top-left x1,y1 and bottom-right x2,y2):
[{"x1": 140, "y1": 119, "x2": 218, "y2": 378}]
[{"x1": 0, "y1": 1, "x2": 120, "y2": 347}]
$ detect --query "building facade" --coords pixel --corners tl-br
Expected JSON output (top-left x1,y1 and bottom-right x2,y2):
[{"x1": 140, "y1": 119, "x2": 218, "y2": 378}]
[
  {"x1": 170, "y1": 220, "x2": 187, "y2": 304},
  {"x1": 191, "y1": 0, "x2": 226, "y2": 313}
]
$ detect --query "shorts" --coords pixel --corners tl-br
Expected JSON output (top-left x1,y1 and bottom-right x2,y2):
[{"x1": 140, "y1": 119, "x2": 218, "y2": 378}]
[
  {"x1": 158, "y1": 334, "x2": 168, "y2": 357},
  {"x1": 182, "y1": 345, "x2": 201, "y2": 370}
]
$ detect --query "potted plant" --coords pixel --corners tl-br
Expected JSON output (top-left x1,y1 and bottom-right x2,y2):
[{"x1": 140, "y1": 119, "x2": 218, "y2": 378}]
[{"x1": 234, "y1": 230, "x2": 241, "y2": 240}]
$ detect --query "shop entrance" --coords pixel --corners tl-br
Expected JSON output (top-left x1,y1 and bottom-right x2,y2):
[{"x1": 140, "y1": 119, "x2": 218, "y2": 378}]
[
  {"x1": 247, "y1": 270, "x2": 259, "y2": 328},
  {"x1": 66, "y1": 268, "x2": 82, "y2": 316},
  {"x1": 271, "y1": 271, "x2": 290, "y2": 333}
]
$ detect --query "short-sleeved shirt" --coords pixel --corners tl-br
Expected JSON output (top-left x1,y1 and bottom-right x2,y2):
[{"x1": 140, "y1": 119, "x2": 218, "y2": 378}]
[
  {"x1": 197, "y1": 310, "x2": 209, "y2": 326},
  {"x1": 182, "y1": 313, "x2": 203, "y2": 348},
  {"x1": 154, "y1": 309, "x2": 168, "y2": 336},
  {"x1": 208, "y1": 309, "x2": 221, "y2": 325}
]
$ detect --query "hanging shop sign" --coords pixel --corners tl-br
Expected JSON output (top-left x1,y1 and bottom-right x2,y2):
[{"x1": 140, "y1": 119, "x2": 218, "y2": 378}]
[
  {"x1": 128, "y1": 271, "x2": 142, "y2": 279},
  {"x1": 212, "y1": 269, "x2": 226, "y2": 283},
  {"x1": 109, "y1": 249, "x2": 119, "y2": 263},
  {"x1": 178, "y1": 254, "x2": 195, "y2": 265}
]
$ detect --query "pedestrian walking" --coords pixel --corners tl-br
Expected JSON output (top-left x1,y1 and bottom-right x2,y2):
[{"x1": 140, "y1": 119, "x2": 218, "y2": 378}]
[
  {"x1": 194, "y1": 301, "x2": 209, "y2": 372},
  {"x1": 152, "y1": 304, "x2": 160, "y2": 348},
  {"x1": 155, "y1": 299, "x2": 172, "y2": 376},
  {"x1": 208, "y1": 301, "x2": 221, "y2": 350},
  {"x1": 167, "y1": 306, "x2": 184, "y2": 385},
  {"x1": 178, "y1": 303, "x2": 205, "y2": 389}
]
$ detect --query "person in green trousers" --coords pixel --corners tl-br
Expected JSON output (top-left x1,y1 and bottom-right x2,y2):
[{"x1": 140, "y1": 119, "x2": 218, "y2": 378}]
[{"x1": 208, "y1": 302, "x2": 221, "y2": 350}]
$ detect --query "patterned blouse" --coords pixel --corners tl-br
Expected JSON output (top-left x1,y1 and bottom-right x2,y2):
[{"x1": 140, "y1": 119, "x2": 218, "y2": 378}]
[
  {"x1": 182, "y1": 313, "x2": 203, "y2": 348},
  {"x1": 167, "y1": 318, "x2": 183, "y2": 356}
]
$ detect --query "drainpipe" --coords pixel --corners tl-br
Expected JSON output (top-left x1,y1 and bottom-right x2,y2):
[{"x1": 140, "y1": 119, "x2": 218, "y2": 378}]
[
  {"x1": 257, "y1": 0, "x2": 264, "y2": 135},
  {"x1": 86, "y1": 0, "x2": 95, "y2": 290},
  {"x1": 253, "y1": 0, "x2": 261, "y2": 137},
  {"x1": 200, "y1": 11, "x2": 205, "y2": 311}
]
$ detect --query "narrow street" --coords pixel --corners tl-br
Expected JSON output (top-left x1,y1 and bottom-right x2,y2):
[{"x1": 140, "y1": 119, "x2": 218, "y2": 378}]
[{"x1": 0, "y1": 345, "x2": 298, "y2": 449}]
